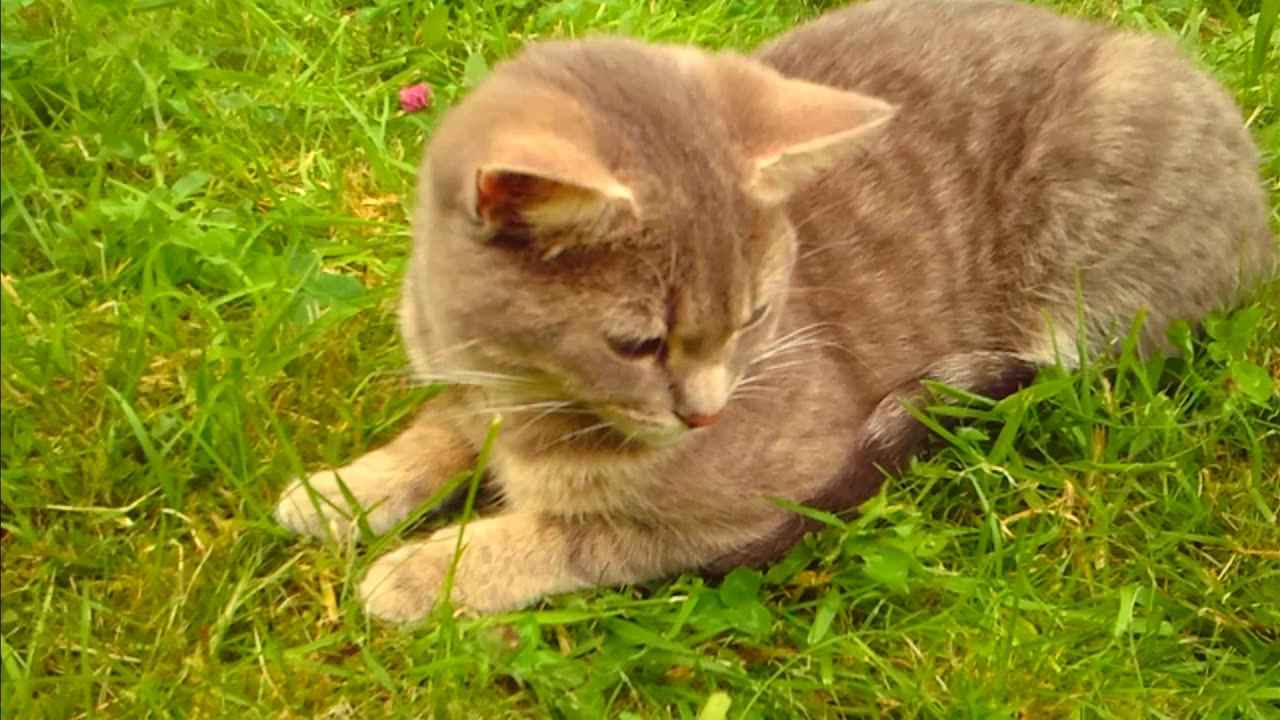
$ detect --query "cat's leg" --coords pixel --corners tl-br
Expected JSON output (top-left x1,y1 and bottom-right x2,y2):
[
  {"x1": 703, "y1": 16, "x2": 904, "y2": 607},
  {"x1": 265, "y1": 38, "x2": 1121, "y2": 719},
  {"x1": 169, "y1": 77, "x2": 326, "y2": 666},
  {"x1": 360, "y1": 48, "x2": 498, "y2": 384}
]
[
  {"x1": 359, "y1": 513, "x2": 578, "y2": 621},
  {"x1": 860, "y1": 351, "x2": 1042, "y2": 465},
  {"x1": 274, "y1": 413, "x2": 476, "y2": 542},
  {"x1": 702, "y1": 351, "x2": 1041, "y2": 576},
  {"x1": 357, "y1": 510, "x2": 765, "y2": 622},
  {"x1": 356, "y1": 352, "x2": 1040, "y2": 620},
  {"x1": 358, "y1": 499, "x2": 788, "y2": 617}
]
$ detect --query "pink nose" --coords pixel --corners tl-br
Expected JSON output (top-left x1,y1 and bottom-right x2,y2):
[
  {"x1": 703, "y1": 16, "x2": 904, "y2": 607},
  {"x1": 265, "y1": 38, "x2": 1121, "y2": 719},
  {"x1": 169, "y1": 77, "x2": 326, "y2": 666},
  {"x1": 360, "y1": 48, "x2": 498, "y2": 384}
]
[{"x1": 678, "y1": 410, "x2": 723, "y2": 428}]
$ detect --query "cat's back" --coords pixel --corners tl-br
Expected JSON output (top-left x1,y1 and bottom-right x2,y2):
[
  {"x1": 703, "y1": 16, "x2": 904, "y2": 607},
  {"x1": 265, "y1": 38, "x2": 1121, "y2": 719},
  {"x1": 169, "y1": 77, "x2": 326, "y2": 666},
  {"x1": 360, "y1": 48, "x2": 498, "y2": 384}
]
[
  {"x1": 757, "y1": 0, "x2": 1105, "y2": 107},
  {"x1": 757, "y1": 0, "x2": 1272, "y2": 360}
]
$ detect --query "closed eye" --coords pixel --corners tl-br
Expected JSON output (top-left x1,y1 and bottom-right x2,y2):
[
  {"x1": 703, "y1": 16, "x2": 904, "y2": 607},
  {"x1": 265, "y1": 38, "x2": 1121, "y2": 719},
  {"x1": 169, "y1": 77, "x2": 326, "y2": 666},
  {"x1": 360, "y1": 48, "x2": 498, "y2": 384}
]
[
  {"x1": 606, "y1": 335, "x2": 666, "y2": 359},
  {"x1": 742, "y1": 304, "x2": 770, "y2": 329}
]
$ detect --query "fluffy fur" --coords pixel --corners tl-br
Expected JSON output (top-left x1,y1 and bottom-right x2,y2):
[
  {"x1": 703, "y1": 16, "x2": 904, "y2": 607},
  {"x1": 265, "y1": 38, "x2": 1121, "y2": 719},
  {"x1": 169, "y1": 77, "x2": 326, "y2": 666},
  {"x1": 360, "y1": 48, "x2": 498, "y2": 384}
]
[{"x1": 274, "y1": 0, "x2": 1275, "y2": 622}]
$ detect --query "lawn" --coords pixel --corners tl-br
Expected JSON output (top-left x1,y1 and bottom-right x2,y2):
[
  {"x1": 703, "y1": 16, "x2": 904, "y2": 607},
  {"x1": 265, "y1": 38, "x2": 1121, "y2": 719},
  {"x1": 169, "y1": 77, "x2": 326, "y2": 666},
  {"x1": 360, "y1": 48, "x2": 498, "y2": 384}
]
[{"x1": 2, "y1": 0, "x2": 1277, "y2": 717}]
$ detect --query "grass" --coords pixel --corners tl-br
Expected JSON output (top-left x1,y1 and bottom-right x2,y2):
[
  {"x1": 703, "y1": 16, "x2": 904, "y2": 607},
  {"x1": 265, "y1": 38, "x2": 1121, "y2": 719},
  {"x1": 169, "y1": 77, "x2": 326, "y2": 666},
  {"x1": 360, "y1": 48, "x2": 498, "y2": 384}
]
[{"x1": 1, "y1": 0, "x2": 1277, "y2": 717}]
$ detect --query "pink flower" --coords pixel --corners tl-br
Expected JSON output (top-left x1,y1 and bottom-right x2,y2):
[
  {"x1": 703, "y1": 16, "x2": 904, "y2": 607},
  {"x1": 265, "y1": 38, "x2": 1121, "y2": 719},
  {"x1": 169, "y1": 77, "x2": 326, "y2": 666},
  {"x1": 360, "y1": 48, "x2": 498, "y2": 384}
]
[{"x1": 399, "y1": 83, "x2": 432, "y2": 113}]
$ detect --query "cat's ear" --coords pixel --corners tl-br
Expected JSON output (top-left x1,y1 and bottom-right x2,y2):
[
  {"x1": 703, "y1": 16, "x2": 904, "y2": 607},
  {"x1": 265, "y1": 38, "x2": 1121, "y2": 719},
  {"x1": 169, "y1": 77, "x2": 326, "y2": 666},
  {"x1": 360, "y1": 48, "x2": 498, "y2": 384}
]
[
  {"x1": 470, "y1": 136, "x2": 636, "y2": 236},
  {"x1": 737, "y1": 76, "x2": 895, "y2": 202}
]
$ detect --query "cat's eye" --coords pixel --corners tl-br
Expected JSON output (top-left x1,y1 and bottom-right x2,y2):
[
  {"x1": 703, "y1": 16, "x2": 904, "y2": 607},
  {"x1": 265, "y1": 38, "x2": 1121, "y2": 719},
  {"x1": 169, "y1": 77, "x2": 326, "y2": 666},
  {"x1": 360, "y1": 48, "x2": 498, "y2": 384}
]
[
  {"x1": 607, "y1": 335, "x2": 666, "y2": 359},
  {"x1": 743, "y1": 304, "x2": 771, "y2": 329}
]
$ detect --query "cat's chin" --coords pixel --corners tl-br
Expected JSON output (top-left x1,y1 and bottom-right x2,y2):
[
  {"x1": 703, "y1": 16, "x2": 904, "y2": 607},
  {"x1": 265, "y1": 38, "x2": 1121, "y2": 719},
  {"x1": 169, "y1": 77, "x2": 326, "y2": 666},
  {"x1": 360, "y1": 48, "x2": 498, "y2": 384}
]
[
  {"x1": 591, "y1": 409, "x2": 689, "y2": 447},
  {"x1": 498, "y1": 407, "x2": 687, "y2": 456}
]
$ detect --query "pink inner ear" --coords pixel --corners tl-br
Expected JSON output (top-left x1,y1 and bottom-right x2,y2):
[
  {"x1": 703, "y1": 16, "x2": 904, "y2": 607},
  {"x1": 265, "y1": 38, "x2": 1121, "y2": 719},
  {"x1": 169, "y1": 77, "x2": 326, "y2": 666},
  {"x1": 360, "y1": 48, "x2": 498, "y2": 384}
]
[{"x1": 475, "y1": 168, "x2": 547, "y2": 226}]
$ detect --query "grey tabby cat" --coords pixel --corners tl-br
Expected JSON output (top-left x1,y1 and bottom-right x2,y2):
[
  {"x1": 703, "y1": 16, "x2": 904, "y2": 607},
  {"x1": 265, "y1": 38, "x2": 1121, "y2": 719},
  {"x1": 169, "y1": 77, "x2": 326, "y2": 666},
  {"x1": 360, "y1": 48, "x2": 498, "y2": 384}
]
[{"x1": 275, "y1": 0, "x2": 1275, "y2": 622}]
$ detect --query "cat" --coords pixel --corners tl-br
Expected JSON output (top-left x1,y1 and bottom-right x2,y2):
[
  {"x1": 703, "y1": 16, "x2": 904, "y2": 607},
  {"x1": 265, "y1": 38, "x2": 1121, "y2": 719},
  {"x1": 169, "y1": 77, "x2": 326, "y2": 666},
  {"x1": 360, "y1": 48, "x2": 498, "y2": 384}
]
[{"x1": 274, "y1": 0, "x2": 1276, "y2": 623}]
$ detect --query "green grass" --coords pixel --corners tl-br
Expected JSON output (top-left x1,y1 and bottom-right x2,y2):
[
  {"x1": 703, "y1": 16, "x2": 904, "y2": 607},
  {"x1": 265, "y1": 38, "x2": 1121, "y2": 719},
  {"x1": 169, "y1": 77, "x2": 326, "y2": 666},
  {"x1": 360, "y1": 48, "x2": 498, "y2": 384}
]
[{"x1": 2, "y1": 0, "x2": 1277, "y2": 717}]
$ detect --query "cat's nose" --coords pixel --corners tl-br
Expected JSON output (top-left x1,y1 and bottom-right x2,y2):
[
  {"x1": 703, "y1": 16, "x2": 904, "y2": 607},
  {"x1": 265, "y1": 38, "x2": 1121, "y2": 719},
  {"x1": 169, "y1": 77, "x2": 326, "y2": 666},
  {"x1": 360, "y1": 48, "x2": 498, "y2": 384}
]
[{"x1": 677, "y1": 410, "x2": 724, "y2": 428}]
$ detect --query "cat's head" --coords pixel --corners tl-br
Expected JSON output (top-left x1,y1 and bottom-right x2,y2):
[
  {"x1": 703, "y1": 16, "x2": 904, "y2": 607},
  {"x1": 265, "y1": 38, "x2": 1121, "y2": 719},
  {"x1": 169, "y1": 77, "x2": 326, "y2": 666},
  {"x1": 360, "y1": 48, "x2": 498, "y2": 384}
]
[{"x1": 403, "y1": 38, "x2": 892, "y2": 448}]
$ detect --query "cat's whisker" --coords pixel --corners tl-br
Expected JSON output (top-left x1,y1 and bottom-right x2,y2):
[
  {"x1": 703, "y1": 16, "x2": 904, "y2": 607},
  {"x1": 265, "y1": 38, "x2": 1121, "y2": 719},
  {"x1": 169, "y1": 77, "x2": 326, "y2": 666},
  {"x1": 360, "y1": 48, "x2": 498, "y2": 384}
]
[
  {"x1": 404, "y1": 341, "x2": 488, "y2": 384},
  {"x1": 760, "y1": 323, "x2": 835, "y2": 348},
  {"x1": 729, "y1": 386, "x2": 782, "y2": 404},
  {"x1": 420, "y1": 339, "x2": 482, "y2": 362},
  {"x1": 784, "y1": 283, "x2": 865, "y2": 299},
  {"x1": 363, "y1": 366, "x2": 418, "y2": 388},
  {"x1": 772, "y1": 321, "x2": 837, "y2": 342},
  {"x1": 478, "y1": 401, "x2": 580, "y2": 415},
  {"x1": 540, "y1": 420, "x2": 616, "y2": 452},
  {"x1": 509, "y1": 403, "x2": 604, "y2": 440},
  {"x1": 433, "y1": 400, "x2": 593, "y2": 427},
  {"x1": 751, "y1": 333, "x2": 840, "y2": 365},
  {"x1": 733, "y1": 375, "x2": 781, "y2": 392},
  {"x1": 747, "y1": 362, "x2": 815, "y2": 382},
  {"x1": 415, "y1": 370, "x2": 543, "y2": 391},
  {"x1": 455, "y1": 402, "x2": 592, "y2": 418},
  {"x1": 732, "y1": 373, "x2": 802, "y2": 401},
  {"x1": 439, "y1": 370, "x2": 536, "y2": 384},
  {"x1": 748, "y1": 322, "x2": 854, "y2": 368},
  {"x1": 755, "y1": 337, "x2": 843, "y2": 360}
]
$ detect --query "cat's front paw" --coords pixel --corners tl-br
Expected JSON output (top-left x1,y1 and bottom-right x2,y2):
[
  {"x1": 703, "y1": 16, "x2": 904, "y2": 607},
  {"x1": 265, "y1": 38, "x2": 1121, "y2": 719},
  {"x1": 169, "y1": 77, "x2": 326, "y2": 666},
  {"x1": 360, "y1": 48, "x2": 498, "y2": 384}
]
[
  {"x1": 358, "y1": 515, "x2": 574, "y2": 623},
  {"x1": 274, "y1": 469, "x2": 372, "y2": 542},
  {"x1": 275, "y1": 461, "x2": 428, "y2": 542},
  {"x1": 357, "y1": 535, "x2": 460, "y2": 623},
  {"x1": 275, "y1": 417, "x2": 477, "y2": 544}
]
